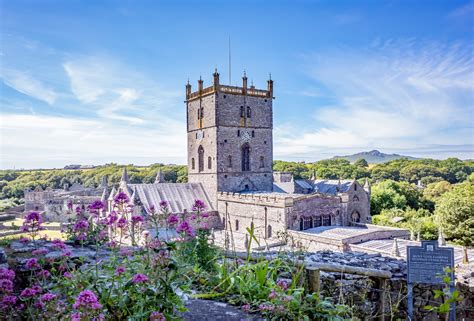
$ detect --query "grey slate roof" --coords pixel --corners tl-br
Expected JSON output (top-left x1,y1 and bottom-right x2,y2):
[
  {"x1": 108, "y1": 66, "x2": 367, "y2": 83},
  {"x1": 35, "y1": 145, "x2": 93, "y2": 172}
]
[
  {"x1": 273, "y1": 179, "x2": 313, "y2": 194},
  {"x1": 128, "y1": 183, "x2": 214, "y2": 214},
  {"x1": 312, "y1": 180, "x2": 353, "y2": 195}
]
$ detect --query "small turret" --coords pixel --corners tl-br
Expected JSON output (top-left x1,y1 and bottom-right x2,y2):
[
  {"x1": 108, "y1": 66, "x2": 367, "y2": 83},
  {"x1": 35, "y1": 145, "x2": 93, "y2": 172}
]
[
  {"x1": 121, "y1": 168, "x2": 129, "y2": 184},
  {"x1": 101, "y1": 186, "x2": 109, "y2": 203},
  {"x1": 267, "y1": 73, "x2": 273, "y2": 98},
  {"x1": 185, "y1": 79, "x2": 192, "y2": 99},
  {"x1": 364, "y1": 177, "x2": 371, "y2": 195},
  {"x1": 242, "y1": 70, "x2": 248, "y2": 94},
  {"x1": 198, "y1": 76, "x2": 203, "y2": 93},
  {"x1": 155, "y1": 169, "x2": 165, "y2": 183},
  {"x1": 108, "y1": 186, "x2": 117, "y2": 201},
  {"x1": 213, "y1": 68, "x2": 219, "y2": 90}
]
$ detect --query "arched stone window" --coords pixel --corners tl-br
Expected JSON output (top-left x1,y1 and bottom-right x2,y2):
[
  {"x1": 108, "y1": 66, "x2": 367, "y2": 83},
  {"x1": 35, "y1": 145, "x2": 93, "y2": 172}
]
[
  {"x1": 259, "y1": 156, "x2": 264, "y2": 168},
  {"x1": 313, "y1": 216, "x2": 322, "y2": 227},
  {"x1": 208, "y1": 156, "x2": 212, "y2": 169},
  {"x1": 267, "y1": 225, "x2": 272, "y2": 238},
  {"x1": 252, "y1": 130, "x2": 255, "y2": 137},
  {"x1": 241, "y1": 143, "x2": 250, "y2": 171},
  {"x1": 198, "y1": 146, "x2": 204, "y2": 172},
  {"x1": 247, "y1": 106, "x2": 251, "y2": 118},
  {"x1": 240, "y1": 106, "x2": 245, "y2": 117},
  {"x1": 351, "y1": 211, "x2": 361, "y2": 223},
  {"x1": 191, "y1": 158, "x2": 195, "y2": 170},
  {"x1": 235, "y1": 219, "x2": 239, "y2": 231},
  {"x1": 322, "y1": 215, "x2": 331, "y2": 226},
  {"x1": 227, "y1": 155, "x2": 232, "y2": 168},
  {"x1": 352, "y1": 195, "x2": 359, "y2": 202}
]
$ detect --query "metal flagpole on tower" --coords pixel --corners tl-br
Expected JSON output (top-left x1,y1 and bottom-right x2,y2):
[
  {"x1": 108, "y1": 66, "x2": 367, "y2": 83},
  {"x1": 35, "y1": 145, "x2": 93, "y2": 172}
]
[{"x1": 228, "y1": 36, "x2": 231, "y2": 85}]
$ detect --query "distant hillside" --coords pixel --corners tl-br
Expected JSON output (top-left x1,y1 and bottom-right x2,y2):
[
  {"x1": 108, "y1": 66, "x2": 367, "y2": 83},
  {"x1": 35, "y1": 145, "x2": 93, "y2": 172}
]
[{"x1": 332, "y1": 150, "x2": 419, "y2": 164}]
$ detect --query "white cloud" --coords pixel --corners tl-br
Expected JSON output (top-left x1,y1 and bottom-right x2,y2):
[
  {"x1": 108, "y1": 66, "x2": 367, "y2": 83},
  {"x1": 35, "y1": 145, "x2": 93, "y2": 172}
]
[
  {"x1": 275, "y1": 40, "x2": 474, "y2": 160},
  {"x1": 1, "y1": 69, "x2": 58, "y2": 105},
  {"x1": 0, "y1": 114, "x2": 186, "y2": 169},
  {"x1": 62, "y1": 56, "x2": 180, "y2": 125}
]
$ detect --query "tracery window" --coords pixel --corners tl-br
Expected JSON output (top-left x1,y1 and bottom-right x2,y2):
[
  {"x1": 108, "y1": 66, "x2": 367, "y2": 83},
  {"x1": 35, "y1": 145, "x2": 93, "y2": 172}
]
[
  {"x1": 322, "y1": 215, "x2": 331, "y2": 226},
  {"x1": 191, "y1": 158, "x2": 195, "y2": 170},
  {"x1": 241, "y1": 143, "x2": 250, "y2": 171}
]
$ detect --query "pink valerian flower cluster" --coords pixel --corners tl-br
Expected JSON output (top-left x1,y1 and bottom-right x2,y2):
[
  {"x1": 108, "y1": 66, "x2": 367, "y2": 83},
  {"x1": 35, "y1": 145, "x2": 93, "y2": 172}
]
[
  {"x1": 259, "y1": 304, "x2": 275, "y2": 312},
  {"x1": 167, "y1": 214, "x2": 179, "y2": 226},
  {"x1": 131, "y1": 215, "x2": 144, "y2": 225},
  {"x1": 73, "y1": 219, "x2": 89, "y2": 241},
  {"x1": 277, "y1": 279, "x2": 289, "y2": 291},
  {"x1": 132, "y1": 273, "x2": 149, "y2": 284},
  {"x1": 241, "y1": 304, "x2": 250, "y2": 313},
  {"x1": 189, "y1": 199, "x2": 211, "y2": 230},
  {"x1": 21, "y1": 211, "x2": 44, "y2": 240},
  {"x1": 159, "y1": 200, "x2": 168, "y2": 209},
  {"x1": 37, "y1": 270, "x2": 51, "y2": 279},
  {"x1": 25, "y1": 258, "x2": 40, "y2": 270},
  {"x1": 0, "y1": 295, "x2": 17, "y2": 309},
  {"x1": 87, "y1": 200, "x2": 105, "y2": 216},
  {"x1": 150, "y1": 311, "x2": 166, "y2": 321},
  {"x1": 40, "y1": 292, "x2": 57, "y2": 302},
  {"x1": 0, "y1": 268, "x2": 15, "y2": 294},
  {"x1": 192, "y1": 199, "x2": 206, "y2": 212},
  {"x1": 67, "y1": 200, "x2": 74, "y2": 211},
  {"x1": 20, "y1": 286, "x2": 41, "y2": 298},
  {"x1": 73, "y1": 290, "x2": 102, "y2": 310},
  {"x1": 115, "y1": 266, "x2": 125, "y2": 276},
  {"x1": 52, "y1": 239, "x2": 66, "y2": 250},
  {"x1": 114, "y1": 191, "x2": 129, "y2": 204},
  {"x1": 176, "y1": 220, "x2": 194, "y2": 238}
]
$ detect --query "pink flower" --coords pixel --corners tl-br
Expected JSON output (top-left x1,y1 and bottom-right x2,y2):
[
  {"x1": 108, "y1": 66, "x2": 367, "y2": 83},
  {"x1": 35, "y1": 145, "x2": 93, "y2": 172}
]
[
  {"x1": 41, "y1": 292, "x2": 57, "y2": 302},
  {"x1": 201, "y1": 212, "x2": 210, "y2": 218},
  {"x1": 277, "y1": 279, "x2": 288, "y2": 291},
  {"x1": 268, "y1": 289, "x2": 277, "y2": 299},
  {"x1": 176, "y1": 220, "x2": 194, "y2": 237},
  {"x1": 107, "y1": 212, "x2": 118, "y2": 225},
  {"x1": 0, "y1": 268, "x2": 15, "y2": 281},
  {"x1": 150, "y1": 311, "x2": 166, "y2": 321},
  {"x1": 115, "y1": 266, "x2": 125, "y2": 276},
  {"x1": 119, "y1": 248, "x2": 133, "y2": 257},
  {"x1": 20, "y1": 287, "x2": 39, "y2": 297},
  {"x1": 74, "y1": 219, "x2": 89, "y2": 231},
  {"x1": 1, "y1": 295, "x2": 17, "y2": 307},
  {"x1": 241, "y1": 304, "x2": 250, "y2": 312},
  {"x1": 52, "y1": 239, "x2": 66, "y2": 249},
  {"x1": 0, "y1": 279, "x2": 13, "y2": 293},
  {"x1": 73, "y1": 290, "x2": 102, "y2": 310},
  {"x1": 114, "y1": 191, "x2": 129, "y2": 204},
  {"x1": 167, "y1": 214, "x2": 179, "y2": 226},
  {"x1": 117, "y1": 217, "x2": 127, "y2": 229},
  {"x1": 37, "y1": 270, "x2": 51, "y2": 278},
  {"x1": 62, "y1": 249, "x2": 72, "y2": 257},
  {"x1": 132, "y1": 273, "x2": 149, "y2": 284},
  {"x1": 87, "y1": 200, "x2": 105, "y2": 214},
  {"x1": 63, "y1": 272, "x2": 73, "y2": 279},
  {"x1": 131, "y1": 215, "x2": 144, "y2": 224},
  {"x1": 192, "y1": 199, "x2": 206, "y2": 212},
  {"x1": 71, "y1": 312, "x2": 81, "y2": 321},
  {"x1": 25, "y1": 258, "x2": 40, "y2": 270},
  {"x1": 20, "y1": 237, "x2": 29, "y2": 244},
  {"x1": 159, "y1": 200, "x2": 168, "y2": 208}
]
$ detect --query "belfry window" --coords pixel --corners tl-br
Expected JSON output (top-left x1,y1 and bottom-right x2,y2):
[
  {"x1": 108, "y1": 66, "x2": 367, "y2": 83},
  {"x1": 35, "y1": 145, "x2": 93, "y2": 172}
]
[
  {"x1": 191, "y1": 158, "x2": 195, "y2": 170},
  {"x1": 240, "y1": 106, "x2": 245, "y2": 118},
  {"x1": 267, "y1": 225, "x2": 272, "y2": 238},
  {"x1": 252, "y1": 130, "x2": 255, "y2": 137},
  {"x1": 241, "y1": 143, "x2": 250, "y2": 171},
  {"x1": 198, "y1": 146, "x2": 204, "y2": 172},
  {"x1": 259, "y1": 156, "x2": 264, "y2": 168},
  {"x1": 247, "y1": 106, "x2": 251, "y2": 118},
  {"x1": 237, "y1": 130, "x2": 240, "y2": 137},
  {"x1": 208, "y1": 156, "x2": 212, "y2": 169}
]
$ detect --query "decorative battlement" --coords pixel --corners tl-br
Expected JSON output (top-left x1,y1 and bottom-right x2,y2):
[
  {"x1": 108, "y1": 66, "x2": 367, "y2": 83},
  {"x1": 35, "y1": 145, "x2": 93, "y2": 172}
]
[
  {"x1": 217, "y1": 191, "x2": 293, "y2": 207},
  {"x1": 186, "y1": 69, "x2": 274, "y2": 101}
]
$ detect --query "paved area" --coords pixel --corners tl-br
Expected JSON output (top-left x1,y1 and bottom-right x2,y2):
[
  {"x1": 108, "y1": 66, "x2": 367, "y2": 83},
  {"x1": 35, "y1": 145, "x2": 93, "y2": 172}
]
[{"x1": 182, "y1": 299, "x2": 262, "y2": 321}]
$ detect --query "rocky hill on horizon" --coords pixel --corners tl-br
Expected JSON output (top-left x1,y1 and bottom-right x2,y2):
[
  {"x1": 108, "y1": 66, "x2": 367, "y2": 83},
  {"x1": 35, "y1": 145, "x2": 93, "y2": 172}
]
[{"x1": 332, "y1": 150, "x2": 419, "y2": 164}]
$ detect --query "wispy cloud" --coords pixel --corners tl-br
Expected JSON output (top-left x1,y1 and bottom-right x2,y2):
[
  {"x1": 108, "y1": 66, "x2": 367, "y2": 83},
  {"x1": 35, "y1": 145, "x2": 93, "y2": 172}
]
[
  {"x1": 0, "y1": 114, "x2": 186, "y2": 169},
  {"x1": 63, "y1": 56, "x2": 180, "y2": 125},
  {"x1": 447, "y1": 1, "x2": 474, "y2": 19},
  {"x1": 275, "y1": 39, "x2": 474, "y2": 160},
  {"x1": 1, "y1": 69, "x2": 58, "y2": 105}
]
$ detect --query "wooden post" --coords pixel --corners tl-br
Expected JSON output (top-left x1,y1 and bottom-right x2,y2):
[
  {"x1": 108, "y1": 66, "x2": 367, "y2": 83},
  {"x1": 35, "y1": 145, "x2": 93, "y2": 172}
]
[{"x1": 307, "y1": 268, "x2": 321, "y2": 293}]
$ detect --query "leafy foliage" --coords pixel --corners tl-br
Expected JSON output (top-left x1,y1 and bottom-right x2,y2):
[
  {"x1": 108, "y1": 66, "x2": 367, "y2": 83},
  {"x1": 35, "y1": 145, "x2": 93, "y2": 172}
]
[{"x1": 435, "y1": 182, "x2": 474, "y2": 247}]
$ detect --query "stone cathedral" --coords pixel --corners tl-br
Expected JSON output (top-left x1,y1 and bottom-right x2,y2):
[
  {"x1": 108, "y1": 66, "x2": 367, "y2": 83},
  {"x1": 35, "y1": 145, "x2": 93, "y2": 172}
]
[{"x1": 27, "y1": 70, "x2": 413, "y2": 252}]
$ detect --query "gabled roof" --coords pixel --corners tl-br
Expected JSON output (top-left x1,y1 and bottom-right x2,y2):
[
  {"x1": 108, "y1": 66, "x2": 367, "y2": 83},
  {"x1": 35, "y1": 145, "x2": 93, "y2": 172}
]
[
  {"x1": 312, "y1": 180, "x2": 353, "y2": 195},
  {"x1": 128, "y1": 182, "x2": 215, "y2": 214}
]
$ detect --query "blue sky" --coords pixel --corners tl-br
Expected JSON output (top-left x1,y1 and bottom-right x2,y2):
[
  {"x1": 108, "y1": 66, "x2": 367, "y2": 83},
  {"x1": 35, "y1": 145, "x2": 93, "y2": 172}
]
[{"x1": 1, "y1": 0, "x2": 473, "y2": 169}]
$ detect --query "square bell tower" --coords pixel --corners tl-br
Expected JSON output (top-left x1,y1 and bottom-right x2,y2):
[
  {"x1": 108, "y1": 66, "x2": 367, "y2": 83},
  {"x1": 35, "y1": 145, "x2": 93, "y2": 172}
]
[{"x1": 186, "y1": 69, "x2": 274, "y2": 208}]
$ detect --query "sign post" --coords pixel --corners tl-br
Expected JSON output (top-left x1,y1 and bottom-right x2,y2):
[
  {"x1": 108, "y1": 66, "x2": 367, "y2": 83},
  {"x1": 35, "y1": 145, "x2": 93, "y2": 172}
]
[{"x1": 407, "y1": 240, "x2": 455, "y2": 321}]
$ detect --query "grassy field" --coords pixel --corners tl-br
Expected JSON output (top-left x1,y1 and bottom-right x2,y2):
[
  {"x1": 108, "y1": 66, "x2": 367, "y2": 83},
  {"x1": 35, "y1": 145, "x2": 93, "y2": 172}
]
[{"x1": 0, "y1": 218, "x2": 66, "y2": 242}]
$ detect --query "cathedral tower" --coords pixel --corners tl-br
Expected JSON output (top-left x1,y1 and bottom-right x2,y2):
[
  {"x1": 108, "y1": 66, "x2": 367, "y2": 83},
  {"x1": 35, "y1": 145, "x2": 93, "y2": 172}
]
[{"x1": 186, "y1": 70, "x2": 274, "y2": 207}]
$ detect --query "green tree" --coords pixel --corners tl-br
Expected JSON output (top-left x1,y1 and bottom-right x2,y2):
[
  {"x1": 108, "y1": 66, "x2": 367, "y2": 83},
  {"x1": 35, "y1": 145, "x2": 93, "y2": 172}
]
[
  {"x1": 354, "y1": 158, "x2": 369, "y2": 168},
  {"x1": 370, "y1": 180, "x2": 423, "y2": 215},
  {"x1": 435, "y1": 182, "x2": 474, "y2": 247}
]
